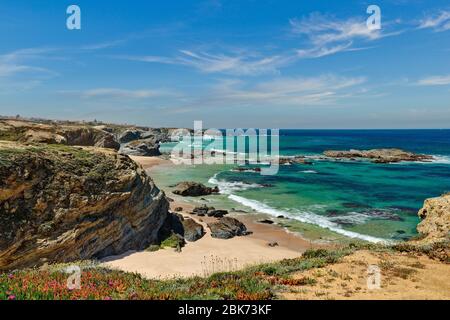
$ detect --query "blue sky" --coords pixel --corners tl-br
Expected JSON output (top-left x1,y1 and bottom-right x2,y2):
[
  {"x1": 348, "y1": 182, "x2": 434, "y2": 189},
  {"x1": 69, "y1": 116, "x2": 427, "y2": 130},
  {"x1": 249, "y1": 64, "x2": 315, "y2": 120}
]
[{"x1": 1, "y1": 0, "x2": 450, "y2": 128}]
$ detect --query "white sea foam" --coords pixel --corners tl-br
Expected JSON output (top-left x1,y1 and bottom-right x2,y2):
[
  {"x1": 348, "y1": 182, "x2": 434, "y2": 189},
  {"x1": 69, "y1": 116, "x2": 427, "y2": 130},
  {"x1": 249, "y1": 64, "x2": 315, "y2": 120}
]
[
  {"x1": 301, "y1": 170, "x2": 318, "y2": 174},
  {"x1": 429, "y1": 155, "x2": 450, "y2": 164},
  {"x1": 208, "y1": 174, "x2": 263, "y2": 194},
  {"x1": 208, "y1": 171, "x2": 389, "y2": 243},
  {"x1": 227, "y1": 194, "x2": 388, "y2": 243}
]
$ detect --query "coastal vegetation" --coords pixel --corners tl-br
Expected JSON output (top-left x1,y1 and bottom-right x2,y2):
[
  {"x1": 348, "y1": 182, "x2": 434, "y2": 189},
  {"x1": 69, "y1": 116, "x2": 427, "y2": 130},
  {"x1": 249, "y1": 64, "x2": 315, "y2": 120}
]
[{"x1": 1, "y1": 242, "x2": 447, "y2": 300}]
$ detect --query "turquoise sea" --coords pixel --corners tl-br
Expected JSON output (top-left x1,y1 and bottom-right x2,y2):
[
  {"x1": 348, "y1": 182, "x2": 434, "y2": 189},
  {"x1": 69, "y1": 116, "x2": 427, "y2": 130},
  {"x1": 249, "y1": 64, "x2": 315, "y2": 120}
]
[{"x1": 153, "y1": 130, "x2": 450, "y2": 243}]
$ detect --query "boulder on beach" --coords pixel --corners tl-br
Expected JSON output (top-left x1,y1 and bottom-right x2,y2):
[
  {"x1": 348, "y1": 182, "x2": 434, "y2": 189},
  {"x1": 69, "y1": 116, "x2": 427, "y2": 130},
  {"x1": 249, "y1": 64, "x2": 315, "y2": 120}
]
[
  {"x1": 258, "y1": 219, "x2": 275, "y2": 225},
  {"x1": 173, "y1": 181, "x2": 219, "y2": 197},
  {"x1": 181, "y1": 218, "x2": 205, "y2": 242},
  {"x1": 207, "y1": 217, "x2": 251, "y2": 239},
  {"x1": 159, "y1": 212, "x2": 205, "y2": 243},
  {"x1": 191, "y1": 205, "x2": 229, "y2": 218}
]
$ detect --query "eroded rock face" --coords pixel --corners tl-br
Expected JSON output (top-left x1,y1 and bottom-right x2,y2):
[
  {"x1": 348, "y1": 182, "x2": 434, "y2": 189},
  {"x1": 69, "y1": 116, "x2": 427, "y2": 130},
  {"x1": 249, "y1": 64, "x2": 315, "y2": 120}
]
[
  {"x1": 0, "y1": 120, "x2": 120, "y2": 151},
  {"x1": 173, "y1": 182, "x2": 219, "y2": 197},
  {"x1": 417, "y1": 194, "x2": 450, "y2": 242},
  {"x1": 323, "y1": 149, "x2": 433, "y2": 164},
  {"x1": 0, "y1": 142, "x2": 169, "y2": 271},
  {"x1": 120, "y1": 139, "x2": 161, "y2": 157}
]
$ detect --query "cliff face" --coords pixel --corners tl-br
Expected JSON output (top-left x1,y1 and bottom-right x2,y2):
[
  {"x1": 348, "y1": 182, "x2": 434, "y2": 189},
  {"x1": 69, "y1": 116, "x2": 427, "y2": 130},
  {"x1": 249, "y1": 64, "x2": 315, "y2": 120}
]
[
  {"x1": 0, "y1": 119, "x2": 120, "y2": 150},
  {"x1": 0, "y1": 142, "x2": 169, "y2": 271},
  {"x1": 417, "y1": 193, "x2": 450, "y2": 242},
  {"x1": 0, "y1": 119, "x2": 183, "y2": 156}
]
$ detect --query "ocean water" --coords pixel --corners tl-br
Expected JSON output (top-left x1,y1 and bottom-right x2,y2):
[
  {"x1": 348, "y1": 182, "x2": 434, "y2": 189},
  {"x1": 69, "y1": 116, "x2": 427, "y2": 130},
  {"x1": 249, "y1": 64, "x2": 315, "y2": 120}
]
[{"x1": 156, "y1": 130, "x2": 450, "y2": 243}]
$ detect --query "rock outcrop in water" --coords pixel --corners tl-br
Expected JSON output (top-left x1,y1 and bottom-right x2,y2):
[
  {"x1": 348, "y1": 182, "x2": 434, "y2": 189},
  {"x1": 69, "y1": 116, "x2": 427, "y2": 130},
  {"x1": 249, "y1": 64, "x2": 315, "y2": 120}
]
[
  {"x1": 172, "y1": 182, "x2": 219, "y2": 197},
  {"x1": 0, "y1": 142, "x2": 169, "y2": 271},
  {"x1": 323, "y1": 148, "x2": 433, "y2": 163},
  {"x1": 417, "y1": 193, "x2": 450, "y2": 242}
]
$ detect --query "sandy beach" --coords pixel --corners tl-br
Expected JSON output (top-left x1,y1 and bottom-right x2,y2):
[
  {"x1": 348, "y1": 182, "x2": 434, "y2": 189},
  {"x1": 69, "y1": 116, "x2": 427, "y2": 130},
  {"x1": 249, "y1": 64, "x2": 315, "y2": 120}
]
[{"x1": 102, "y1": 156, "x2": 316, "y2": 279}]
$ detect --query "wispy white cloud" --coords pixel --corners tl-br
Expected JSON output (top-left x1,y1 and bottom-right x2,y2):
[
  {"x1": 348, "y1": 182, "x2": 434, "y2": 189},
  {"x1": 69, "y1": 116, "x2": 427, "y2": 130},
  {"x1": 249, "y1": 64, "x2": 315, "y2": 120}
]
[
  {"x1": 0, "y1": 48, "x2": 58, "y2": 91},
  {"x1": 81, "y1": 39, "x2": 127, "y2": 51},
  {"x1": 61, "y1": 88, "x2": 175, "y2": 99},
  {"x1": 200, "y1": 75, "x2": 367, "y2": 107},
  {"x1": 290, "y1": 13, "x2": 400, "y2": 58},
  {"x1": 417, "y1": 75, "x2": 450, "y2": 86},
  {"x1": 418, "y1": 10, "x2": 450, "y2": 32},
  {"x1": 116, "y1": 49, "x2": 292, "y2": 76}
]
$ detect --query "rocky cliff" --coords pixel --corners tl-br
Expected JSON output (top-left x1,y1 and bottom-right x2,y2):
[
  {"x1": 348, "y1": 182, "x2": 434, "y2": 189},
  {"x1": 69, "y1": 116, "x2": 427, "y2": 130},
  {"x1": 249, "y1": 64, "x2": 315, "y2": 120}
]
[
  {"x1": 0, "y1": 142, "x2": 169, "y2": 271},
  {"x1": 417, "y1": 193, "x2": 450, "y2": 242},
  {"x1": 0, "y1": 119, "x2": 120, "y2": 150},
  {"x1": 0, "y1": 118, "x2": 184, "y2": 157}
]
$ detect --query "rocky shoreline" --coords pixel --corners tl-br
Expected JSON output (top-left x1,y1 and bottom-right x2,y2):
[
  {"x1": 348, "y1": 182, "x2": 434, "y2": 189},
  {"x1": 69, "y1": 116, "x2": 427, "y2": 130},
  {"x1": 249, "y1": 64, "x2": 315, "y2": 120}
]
[{"x1": 323, "y1": 148, "x2": 434, "y2": 163}]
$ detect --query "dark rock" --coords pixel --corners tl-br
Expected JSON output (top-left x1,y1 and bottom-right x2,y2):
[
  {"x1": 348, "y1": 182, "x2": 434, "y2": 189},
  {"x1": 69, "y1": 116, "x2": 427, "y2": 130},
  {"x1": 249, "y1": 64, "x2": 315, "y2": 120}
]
[
  {"x1": 173, "y1": 182, "x2": 219, "y2": 197},
  {"x1": 258, "y1": 219, "x2": 275, "y2": 225},
  {"x1": 233, "y1": 167, "x2": 262, "y2": 173},
  {"x1": 118, "y1": 129, "x2": 142, "y2": 144},
  {"x1": 268, "y1": 242, "x2": 279, "y2": 247},
  {"x1": 332, "y1": 219, "x2": 356, "y2": 227},
  {"x1": 279, "y1": 156, "x2": 313, "y2": 165},
  {"x1": 207, "y1": 217, "x2": 250, "y2": 239},
  {"x1": 159, "y1": 213, "x2": 204, "y2": 242},
  {"x1": 207, "y1": 210, "x2": 229, "y2": 218},
  {"x1": 174, "y1": 207, "x2": 183, "y2": 212},
  {"x1": 182, "y1": 218, "x2": 205, "y2": 242},
  {"x1": 192, "y1": 205, "x2": 213, "y2": 215}
]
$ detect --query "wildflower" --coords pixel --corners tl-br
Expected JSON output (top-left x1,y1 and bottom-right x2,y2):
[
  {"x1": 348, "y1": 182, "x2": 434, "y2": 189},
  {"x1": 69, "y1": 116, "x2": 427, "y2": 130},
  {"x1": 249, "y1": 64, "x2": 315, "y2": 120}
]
[{"x1": 8, "y1": 295, "x2": 16, "y2": 300}]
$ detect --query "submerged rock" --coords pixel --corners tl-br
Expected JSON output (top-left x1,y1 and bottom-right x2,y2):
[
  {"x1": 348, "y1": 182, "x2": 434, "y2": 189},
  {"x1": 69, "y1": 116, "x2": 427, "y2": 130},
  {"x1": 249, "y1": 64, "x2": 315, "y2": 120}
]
[{"x1": 279, "y1": 156, "x2": 313, "y2": 166}]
